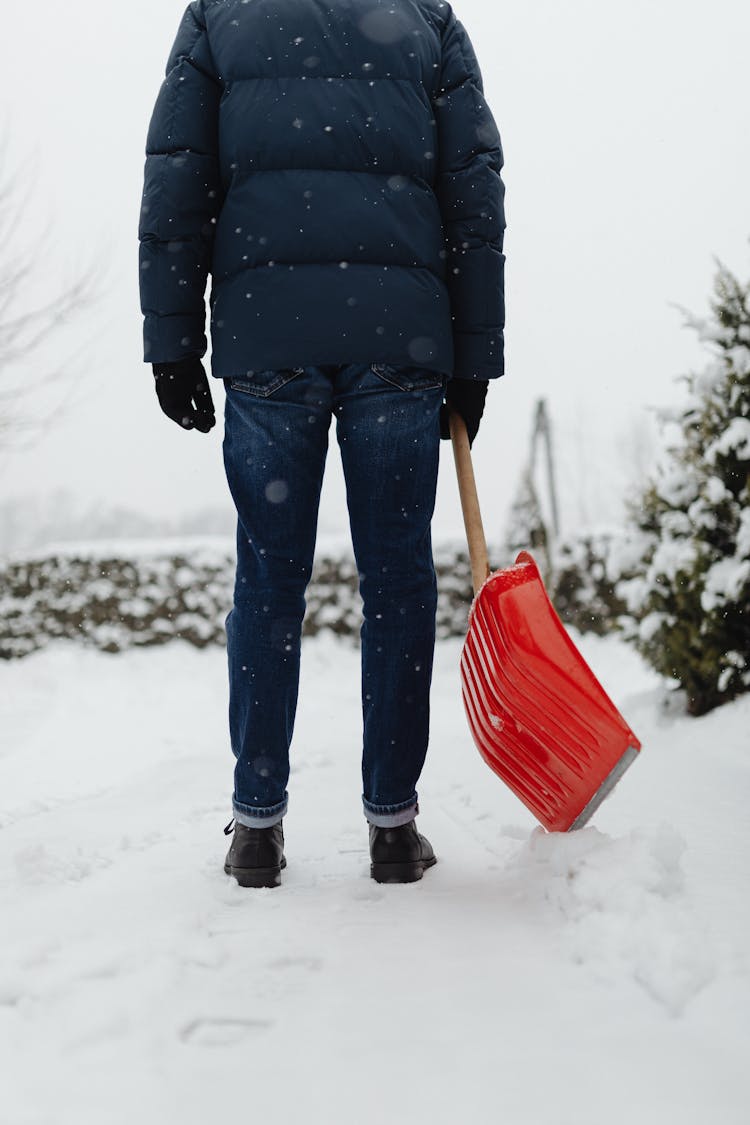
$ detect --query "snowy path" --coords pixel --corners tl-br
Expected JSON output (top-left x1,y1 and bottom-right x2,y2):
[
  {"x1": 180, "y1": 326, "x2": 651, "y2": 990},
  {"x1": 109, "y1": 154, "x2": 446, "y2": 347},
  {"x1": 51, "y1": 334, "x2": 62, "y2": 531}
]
[{"x1": 1, "y1": 633, "x2": 748, "y2": 1124}]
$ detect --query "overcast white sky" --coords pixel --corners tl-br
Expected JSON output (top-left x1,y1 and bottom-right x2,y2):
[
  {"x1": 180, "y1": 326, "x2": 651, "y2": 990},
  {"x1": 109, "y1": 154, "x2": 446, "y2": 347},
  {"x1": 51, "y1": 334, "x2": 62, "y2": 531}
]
[{"x1": 1, "y1": 0, "x2": 749, "y2": 550}]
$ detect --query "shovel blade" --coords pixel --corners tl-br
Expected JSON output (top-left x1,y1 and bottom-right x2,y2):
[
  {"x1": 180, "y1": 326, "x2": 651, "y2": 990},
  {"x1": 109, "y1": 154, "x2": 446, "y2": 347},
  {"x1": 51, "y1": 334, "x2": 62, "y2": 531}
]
[{"x1": 460, "y1": 551, "x2": 641, "y2": 832}]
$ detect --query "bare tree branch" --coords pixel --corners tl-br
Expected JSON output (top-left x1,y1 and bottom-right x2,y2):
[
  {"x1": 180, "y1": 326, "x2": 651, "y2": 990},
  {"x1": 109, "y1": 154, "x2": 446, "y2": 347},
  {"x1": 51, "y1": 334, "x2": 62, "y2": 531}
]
[{"x1": 0, "y1": 140, "x2": 102, "y2": 448}]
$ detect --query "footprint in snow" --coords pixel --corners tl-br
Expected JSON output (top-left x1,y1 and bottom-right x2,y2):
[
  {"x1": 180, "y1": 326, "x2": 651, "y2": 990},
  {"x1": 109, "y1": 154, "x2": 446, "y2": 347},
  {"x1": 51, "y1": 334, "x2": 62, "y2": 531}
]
[
  {"x1": 180, "y1": 1017, "x2": 273, "y2": 1047},
  {"x1": 13, "y1": 843, "x2": 102, "y2": 885},
  {"x1": 267, "y1": 955, "x2": 323, "y2": 972},
  {"x1": 350, "y1": 884, "x2": 385, "y2": 902}
]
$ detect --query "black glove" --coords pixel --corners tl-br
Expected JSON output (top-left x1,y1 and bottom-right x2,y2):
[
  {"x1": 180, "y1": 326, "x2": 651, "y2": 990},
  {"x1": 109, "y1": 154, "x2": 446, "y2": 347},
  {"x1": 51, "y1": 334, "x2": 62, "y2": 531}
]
[
  {"x1": 152, "y1": 358, "x2": 216, "y2": 433},
  {"x1": 439, "y1": 378, "x2": 489, "y2": 448}
]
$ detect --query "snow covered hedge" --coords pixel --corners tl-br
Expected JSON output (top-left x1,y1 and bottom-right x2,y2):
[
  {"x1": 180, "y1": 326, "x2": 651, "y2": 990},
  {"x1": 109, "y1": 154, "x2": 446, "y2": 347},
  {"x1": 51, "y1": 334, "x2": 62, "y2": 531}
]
[
  {"x1": 0, "y1": 538, "x2": 478, "y2": 659},
  {"x1": 0, "y1": 545, "x2": 232, "y2": 659},
  {"x1": 1, "y1": 527, "x2": 655, "y2": 662},
  {"x1": 618, "y1": 262, "x2": 750, "y2": 715}
]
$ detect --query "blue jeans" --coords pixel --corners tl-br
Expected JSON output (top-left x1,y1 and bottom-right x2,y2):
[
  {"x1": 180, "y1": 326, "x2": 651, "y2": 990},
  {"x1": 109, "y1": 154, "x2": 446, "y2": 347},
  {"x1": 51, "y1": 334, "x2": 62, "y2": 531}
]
[{"x1": 221, "y1": 362, "x2": 447, "y2": 829}]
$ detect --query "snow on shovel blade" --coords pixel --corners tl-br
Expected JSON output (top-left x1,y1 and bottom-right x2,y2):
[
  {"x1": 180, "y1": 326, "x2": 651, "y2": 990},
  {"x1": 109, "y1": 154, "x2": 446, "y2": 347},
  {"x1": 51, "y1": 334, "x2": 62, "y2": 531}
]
[{"x1": 460, "y1": 551, "x2": 641, "y2": 832}]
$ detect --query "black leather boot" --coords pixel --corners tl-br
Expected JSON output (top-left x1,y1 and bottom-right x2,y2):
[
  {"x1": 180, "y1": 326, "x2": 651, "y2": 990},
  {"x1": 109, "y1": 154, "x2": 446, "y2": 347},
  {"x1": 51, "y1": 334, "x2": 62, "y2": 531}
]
[
  {"x1": 223, "y1": 819, "x2": 286, "y2": 888},
  {"x1": 369, "y1": 820, "x2": 437, "y2": 884}
]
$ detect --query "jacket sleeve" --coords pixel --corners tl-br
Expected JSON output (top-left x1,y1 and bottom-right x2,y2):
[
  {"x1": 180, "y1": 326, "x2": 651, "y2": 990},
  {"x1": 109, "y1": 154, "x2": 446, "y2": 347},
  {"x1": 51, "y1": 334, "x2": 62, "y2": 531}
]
[
  {"x1": 138, "y1": 1, "x2": 223, "y2": 365},
  {"x1": 433, "y1": 8, "x2": 506, "y2": 380}
]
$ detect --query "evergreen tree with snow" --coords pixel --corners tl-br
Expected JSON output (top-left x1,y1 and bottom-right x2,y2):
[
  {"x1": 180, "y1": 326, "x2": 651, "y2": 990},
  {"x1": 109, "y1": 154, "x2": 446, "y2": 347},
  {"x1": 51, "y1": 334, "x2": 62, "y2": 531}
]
[
  {"x1": 620, "y1": 261, "x2": 750, "y2": 715},
  {"x1": 504, "y1": 469, "x2": 550, "y2": 575}
]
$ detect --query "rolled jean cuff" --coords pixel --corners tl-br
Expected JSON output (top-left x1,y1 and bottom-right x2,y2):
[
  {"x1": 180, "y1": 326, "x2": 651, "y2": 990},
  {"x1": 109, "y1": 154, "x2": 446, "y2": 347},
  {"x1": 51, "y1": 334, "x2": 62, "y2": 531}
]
[
  {"x1": 362, "y1": 795, "x2": 419, "y2": 828},
  {"x1": 233, "y1": 794, "x2": 288, "y2": 829}
]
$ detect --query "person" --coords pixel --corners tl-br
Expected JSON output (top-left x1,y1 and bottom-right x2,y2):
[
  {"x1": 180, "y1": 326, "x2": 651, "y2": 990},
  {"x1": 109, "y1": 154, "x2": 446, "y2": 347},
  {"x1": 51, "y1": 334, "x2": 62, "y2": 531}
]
[{"x1": 138, "y1": 0, "x2": 505, "y2": 888}]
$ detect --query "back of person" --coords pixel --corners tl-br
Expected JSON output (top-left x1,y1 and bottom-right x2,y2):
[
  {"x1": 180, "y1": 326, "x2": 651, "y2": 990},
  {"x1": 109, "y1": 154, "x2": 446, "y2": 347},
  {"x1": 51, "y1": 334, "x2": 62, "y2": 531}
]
[
  {"x1": 139, "y1": 0, "x2": 505, "y2": 384},
  {"x1": 139, "y1": 0, "x2": 506, "y2": 887}
]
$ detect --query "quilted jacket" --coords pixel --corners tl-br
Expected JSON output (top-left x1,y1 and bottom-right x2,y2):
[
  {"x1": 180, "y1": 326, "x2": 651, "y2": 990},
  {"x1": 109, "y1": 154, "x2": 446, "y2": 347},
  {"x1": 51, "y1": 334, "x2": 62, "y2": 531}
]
[{"x1": 138, "y1": 0, "x2": 505, "y2": 382}]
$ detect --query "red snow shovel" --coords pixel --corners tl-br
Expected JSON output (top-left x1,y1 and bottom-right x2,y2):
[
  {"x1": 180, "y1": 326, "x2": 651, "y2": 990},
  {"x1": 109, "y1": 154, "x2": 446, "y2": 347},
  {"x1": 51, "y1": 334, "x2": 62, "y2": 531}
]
[{"x1": 448, "y1": 413, "x2": 642, "y2": 832}]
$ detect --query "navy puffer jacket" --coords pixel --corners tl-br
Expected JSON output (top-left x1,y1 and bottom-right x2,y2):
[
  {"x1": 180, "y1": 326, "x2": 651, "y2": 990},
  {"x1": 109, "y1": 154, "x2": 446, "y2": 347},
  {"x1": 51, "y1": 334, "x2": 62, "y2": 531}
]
[{"x1": 139, "y1": 0, "x2": 505, "y2": 382}]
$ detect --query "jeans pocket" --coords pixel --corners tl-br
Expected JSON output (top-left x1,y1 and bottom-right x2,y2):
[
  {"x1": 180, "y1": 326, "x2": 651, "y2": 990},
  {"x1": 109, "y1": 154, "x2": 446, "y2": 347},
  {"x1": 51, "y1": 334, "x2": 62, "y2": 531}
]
[
  {"x1": 370, "y1": 363, "x2": 446, "y2": 392},
  {"x1": 229, "y1": 367, "x2": 306, "y2": 398}
]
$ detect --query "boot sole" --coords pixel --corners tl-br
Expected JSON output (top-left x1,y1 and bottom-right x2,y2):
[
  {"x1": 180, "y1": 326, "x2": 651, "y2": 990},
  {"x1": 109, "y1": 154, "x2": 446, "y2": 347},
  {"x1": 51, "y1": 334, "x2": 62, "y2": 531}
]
[
  {"x1": 224, "y1": 856, "x2": 287, "y2": 889},
  {"x1": 370, "y1": 855, "x2": 437, "y2": 884}
]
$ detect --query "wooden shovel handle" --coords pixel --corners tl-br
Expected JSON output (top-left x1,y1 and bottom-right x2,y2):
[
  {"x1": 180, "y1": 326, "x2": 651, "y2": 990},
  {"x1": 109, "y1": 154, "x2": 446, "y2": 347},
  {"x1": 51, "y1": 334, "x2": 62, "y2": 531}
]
[{"x1": 449, "y1": 410, "x2": 491, "y2": 595}]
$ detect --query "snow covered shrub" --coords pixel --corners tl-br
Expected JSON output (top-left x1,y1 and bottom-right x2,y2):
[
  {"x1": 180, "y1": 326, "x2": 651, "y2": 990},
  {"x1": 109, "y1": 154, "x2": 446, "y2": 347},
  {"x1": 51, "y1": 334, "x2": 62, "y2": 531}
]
[
  {"x1": 619, "y1": 262, "x2": 750, "y2": 715},
  {"x1": 550, "y1": 529, "x2": 632, "y2": 636},
  {"x1": 434, "y1": 542, "x2": 475, "y2": 638}
]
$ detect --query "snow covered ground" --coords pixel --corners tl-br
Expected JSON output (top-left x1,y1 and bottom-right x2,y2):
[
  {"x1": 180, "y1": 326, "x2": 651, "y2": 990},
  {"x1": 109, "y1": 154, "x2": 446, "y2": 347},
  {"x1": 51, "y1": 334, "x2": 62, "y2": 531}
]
[{"x1": 1, "y1": 631, "x2": 748, "y2": 1124}]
